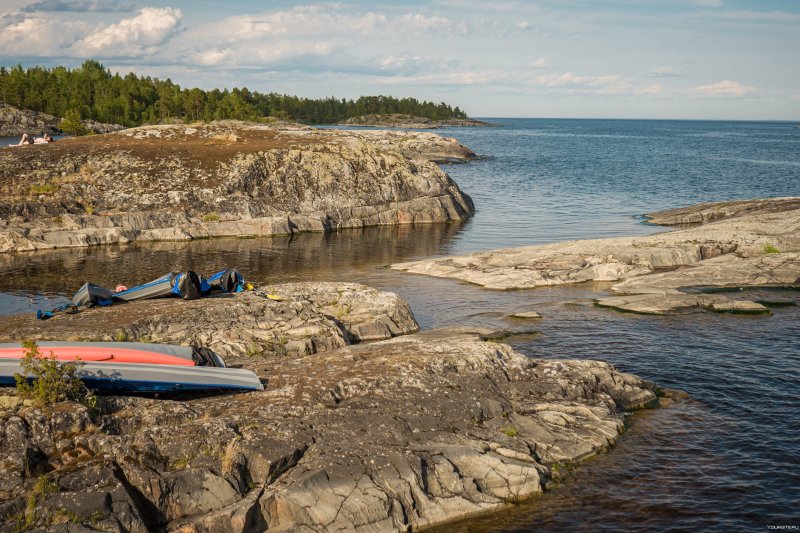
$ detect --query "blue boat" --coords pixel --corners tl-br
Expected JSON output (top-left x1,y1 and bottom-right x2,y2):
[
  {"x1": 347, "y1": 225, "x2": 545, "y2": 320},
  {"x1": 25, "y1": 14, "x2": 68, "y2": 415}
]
[
  {"x1": 113, "y1": 273, "x2": 176, "y2": 301},
  {"x1": 1, "y1": 359, "x2": 264, "y2": 393}
]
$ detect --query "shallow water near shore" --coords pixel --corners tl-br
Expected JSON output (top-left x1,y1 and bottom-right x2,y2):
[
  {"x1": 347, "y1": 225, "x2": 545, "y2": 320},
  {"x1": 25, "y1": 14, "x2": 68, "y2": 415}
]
[{"x1": 1, "y1": 119, "x2": 799, "y2": 530}]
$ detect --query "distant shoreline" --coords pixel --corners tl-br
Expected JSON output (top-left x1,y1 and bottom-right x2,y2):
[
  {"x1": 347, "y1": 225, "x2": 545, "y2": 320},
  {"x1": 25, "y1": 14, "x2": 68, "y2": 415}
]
[{"x1": 339, "y1": 113, "x2": 496, "y2": 129}]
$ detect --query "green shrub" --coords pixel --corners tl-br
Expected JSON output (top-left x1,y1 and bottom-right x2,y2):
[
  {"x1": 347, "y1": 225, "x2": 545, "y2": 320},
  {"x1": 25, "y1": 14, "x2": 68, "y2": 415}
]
[
  {"x1": 763, "y1": 243, "x2": 780, "y2": 254},
  {"x1": 14, "y1": 340, "x2": 95, "y2": 408},
  {"x1": 60, "y1": 109, "x2": 89, "y2": 136},
  {"x1": 502, "y1": 426, "x2": 518, "y2": 437},
  {"x1": 202, "y1": 212, "x2": 220, "y2": 222}
]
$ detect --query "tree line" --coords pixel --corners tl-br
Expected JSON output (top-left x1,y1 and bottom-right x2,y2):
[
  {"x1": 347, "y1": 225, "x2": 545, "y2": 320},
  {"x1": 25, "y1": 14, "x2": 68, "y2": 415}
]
[{"x1": 0, "y1": 60, "x2": 469, "y2": 127}]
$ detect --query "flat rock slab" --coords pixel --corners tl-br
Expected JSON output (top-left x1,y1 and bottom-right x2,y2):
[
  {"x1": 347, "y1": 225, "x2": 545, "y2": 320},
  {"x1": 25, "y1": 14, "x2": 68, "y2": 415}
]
[
  {"x1": 0, "y1": 330, "x2": 662, "y2": 532},
  {"x1": 609, "y1": 253, "x2": 800, "y2": 294},
  {"x1": 0, "y1": 282, "x2": 419, "y2": 360},
  {"x1": 596, "y1": 293, "x2": 770, "y2": 315},
  {"x1": 393, "y1": 198, "x2": 800, "y2": 315},
  {"x1": 646, "y1": 197, "x2": 800, "y2": 225}
]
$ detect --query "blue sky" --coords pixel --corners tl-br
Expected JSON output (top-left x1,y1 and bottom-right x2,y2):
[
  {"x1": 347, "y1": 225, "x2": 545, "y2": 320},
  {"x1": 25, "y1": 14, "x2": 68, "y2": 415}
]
[{"x1": 1, "y1": 0, "x2": 798, "y2": 119}]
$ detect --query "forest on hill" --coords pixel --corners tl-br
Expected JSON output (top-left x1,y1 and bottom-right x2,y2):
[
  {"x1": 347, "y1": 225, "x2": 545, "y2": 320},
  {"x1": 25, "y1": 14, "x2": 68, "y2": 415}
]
[{"x1": 0, "y1": 60, "x2": 469, "y2": 127}]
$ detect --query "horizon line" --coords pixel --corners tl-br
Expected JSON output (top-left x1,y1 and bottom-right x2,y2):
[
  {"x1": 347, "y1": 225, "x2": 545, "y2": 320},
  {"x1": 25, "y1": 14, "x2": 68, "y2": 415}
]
[{"x1": 474, "y1": 116, "x2": 800, "y2": 123}]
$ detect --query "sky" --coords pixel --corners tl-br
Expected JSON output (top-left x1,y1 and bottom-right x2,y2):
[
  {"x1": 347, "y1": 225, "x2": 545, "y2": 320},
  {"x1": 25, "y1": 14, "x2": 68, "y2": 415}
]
[{"x1": 0, "y1": 0, "x2": 798, "y2": 120}]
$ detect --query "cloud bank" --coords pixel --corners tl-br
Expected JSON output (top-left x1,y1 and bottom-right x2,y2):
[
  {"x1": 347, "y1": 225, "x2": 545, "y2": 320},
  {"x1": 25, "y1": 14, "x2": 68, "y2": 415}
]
[{"x1": 0, "y1": 1, "x2": 795, "y2": 119}]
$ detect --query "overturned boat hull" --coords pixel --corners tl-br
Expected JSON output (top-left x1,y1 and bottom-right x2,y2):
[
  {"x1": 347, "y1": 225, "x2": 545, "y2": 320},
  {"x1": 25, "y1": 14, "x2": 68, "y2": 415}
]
[
  {"x1": 1, "y1": 360, "x2": 264, "y2": 392},
  {"x1": 0, "y1": 341, "x2": 225, "y2": 367},
  {"x1": 113, "y1": 273, "x2": 175, "y2": 302},
  {"x1": 72, "y1": 282, "x2": 114, "y2": 307}
]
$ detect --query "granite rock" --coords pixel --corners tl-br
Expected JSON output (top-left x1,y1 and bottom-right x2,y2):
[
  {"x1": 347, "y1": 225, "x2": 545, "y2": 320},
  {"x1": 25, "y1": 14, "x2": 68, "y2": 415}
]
[
  {"x1": 0, "y1": 122, "x2": 475, "y2": 253},
  {"x1": 0, "y1": 329, "x2": 661, "y2": 532},
  {"x1": 393, "y1": 198, "x2": 800, "y2": 315}
]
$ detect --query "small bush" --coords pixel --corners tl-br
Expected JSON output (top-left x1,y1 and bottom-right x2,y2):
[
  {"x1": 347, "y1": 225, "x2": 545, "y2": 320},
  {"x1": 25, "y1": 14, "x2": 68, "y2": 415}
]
[
  {"x1": 763, "y1": 243, "x2": 780, "y2": 254},
  {"x1": 14, "y1": 340, "x2": 95, "y2": 408},
  {"x1": 502, "y1": 426, "x2": 518, "y2": 437},
  {"x1": 202, "y1": 212, "x2": 220, "y2": 223}
]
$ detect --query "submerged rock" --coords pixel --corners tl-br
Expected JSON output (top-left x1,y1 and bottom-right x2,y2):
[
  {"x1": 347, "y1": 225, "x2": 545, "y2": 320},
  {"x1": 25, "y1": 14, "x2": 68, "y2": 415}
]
[
  {"x1": 0, "y1": 122, "x2": 475, "y2": 253},
  {"x1": 393, "y1": 198, "x2": 800, "y2": 315},
  {"x1": 0, "y1": 328, "x2": 661, "y2": 532},
  {"x1": 507, "y1": 310, "x2": 542, "y2": 319}
]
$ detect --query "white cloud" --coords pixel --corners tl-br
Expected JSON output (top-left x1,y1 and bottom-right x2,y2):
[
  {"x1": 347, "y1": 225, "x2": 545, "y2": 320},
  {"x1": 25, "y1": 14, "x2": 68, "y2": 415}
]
[
  {"x1": 207, "y1": 8, "x2": 387, "y2": 40},
  {"x1": 694, "y1": 80, "x2": 757, "y2": 97},
  {"x1": 635, "y1": 84, "x2": 663, "y2": 96},
  {"x1": 646, "y1": 66, "x2": 687, "y2": 78},
  {"x1": 517, "y1": 21, "x2": 531, "y2": 30},
  {"x1": 188, "y1": 6, "x2": 444, "y2": 45},
  {"x1": 377, "y1": 69, "x2": 509, "y2": 87},
  {"x1": 192, "y1": 40, "x2": 346, "y2": 68},
  {"x1": 529, "y1": 57, "x2": 551, "y2": 68},
  {"x1": 71, "y1": 7, "x2": 182, "y2": 57},
  {"x1": 399, "y1": 13, "x2": 452, "y2": 33},
  {"x1": 181, "y1": 6, "x2": 462, "y2": 71},
  {"x1": 534, "y1": 71, "x2": 632, "y2": 94},
  {"x1": 0, "y1": 14, "x2": 87, "y2": 55}
]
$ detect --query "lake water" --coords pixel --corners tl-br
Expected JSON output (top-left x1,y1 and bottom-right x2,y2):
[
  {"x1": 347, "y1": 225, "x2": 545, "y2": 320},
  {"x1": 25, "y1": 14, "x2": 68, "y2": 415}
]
[{"x1": 1, "y1": 119, "x2": 799, "y2": 530}]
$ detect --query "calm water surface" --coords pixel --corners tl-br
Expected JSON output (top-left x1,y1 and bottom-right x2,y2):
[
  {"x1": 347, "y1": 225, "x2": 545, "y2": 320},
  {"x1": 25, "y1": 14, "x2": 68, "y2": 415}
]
[{"x1": 1, "y1": 119, "x2": 799, "y2": 530}]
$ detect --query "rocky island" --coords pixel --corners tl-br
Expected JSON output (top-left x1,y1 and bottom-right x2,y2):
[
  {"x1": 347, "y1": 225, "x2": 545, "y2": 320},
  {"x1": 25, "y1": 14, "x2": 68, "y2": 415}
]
[
  {"x1": 339, "y1": 114, "x2": 495, "y2": 129},
  {"x1": 0, "y1": 122, "x2": 475, "y2": 253},
  {"x1": 393, "y1": 197, "x2": 800, "y2": 315},
  {"x1": 0, "y1": 282, "x2": 669, "y2": 532}
]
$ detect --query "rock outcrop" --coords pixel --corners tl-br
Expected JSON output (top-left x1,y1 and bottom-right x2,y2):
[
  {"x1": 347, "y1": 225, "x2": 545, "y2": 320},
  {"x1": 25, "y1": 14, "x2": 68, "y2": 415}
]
[
  {"x1": 393, "y1": 198, "x2": 800, "y2": 315},
  {"x1": 0, "y1": 283, "x2": 419, "y2": 360},
  {"x1": 0, "y1": 323, "x2": 664, "y2": 532},
  {"x1": 339, "y1": 114, "x2": 495, "y2": 129},
  {"x1": 0, "y1": 122, "x2": 475, "y2": 253},
  {"x1": 0, "y1": 104, "x2": 123, "y2": 136}
]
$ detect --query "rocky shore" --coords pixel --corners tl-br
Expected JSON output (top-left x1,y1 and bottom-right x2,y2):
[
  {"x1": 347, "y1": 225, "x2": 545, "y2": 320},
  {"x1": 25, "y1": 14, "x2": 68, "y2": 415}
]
[
  {"x1": 393, "y1": 198, "x2": 800, "y2": 315},
  {"x1": 0, "y1": 283, "x2": 667, "y2": 532},
  {"x1": 0, "y1": 104, "x2": 123, "y2": 137},
  {"x1": 0, "y1": 122, "x2": 475, "y2": 253},
  {"x1": 339, "y1": 114, "x2": 495, "y2": 129}
]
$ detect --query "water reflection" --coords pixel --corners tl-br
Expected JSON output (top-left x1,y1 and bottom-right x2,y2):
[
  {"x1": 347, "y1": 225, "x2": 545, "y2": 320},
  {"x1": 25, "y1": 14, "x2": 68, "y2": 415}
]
[{"x1": 0, "y1": 222, "x2": 468, "y2": 314}]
